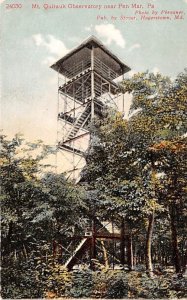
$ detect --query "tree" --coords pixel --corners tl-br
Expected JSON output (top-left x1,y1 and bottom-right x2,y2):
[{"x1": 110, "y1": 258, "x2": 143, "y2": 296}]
[
  {"x1": 82, "y1": 70, "x2": 187, "y2": 275},
  {"x1": 1, "y1": 134, "x2": 87, "y2": 298}
]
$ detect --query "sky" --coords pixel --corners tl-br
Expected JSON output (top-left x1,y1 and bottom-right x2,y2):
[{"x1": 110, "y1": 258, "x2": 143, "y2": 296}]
[{"x1": 1, "y1": 0, "x2": 187, "y2": 147}]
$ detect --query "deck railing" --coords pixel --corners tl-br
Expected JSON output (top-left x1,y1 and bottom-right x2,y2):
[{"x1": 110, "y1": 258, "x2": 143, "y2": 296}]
[
  {"x1": 94, "y1": 57, "x2": 119, "y2": 80},
  {"x1": 63, "y1": 57, "x2": 119, "y2": 81},
  {"x1": 64, "y1": 59, "x2": 91, "y2": 79}
]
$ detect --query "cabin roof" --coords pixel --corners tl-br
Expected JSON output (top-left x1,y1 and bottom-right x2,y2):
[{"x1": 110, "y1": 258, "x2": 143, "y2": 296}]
[{"x1": 50, "y1": 35, "x2": 130, "y2": 76}]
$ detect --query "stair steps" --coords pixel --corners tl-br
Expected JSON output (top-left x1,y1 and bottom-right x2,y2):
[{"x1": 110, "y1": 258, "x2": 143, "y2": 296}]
[
  {"x1": 65, "y1": 105, "x2": 90, "y2": 140},
  {"x1": 64, "y1": 238, "x2": 90, "y2": 270}
]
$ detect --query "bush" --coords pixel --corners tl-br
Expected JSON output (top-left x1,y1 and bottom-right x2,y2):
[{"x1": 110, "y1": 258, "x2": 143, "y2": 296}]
[
  {"x1": 2, "y1": 261, "x2": 187, "y2": 299},
  {"x1": 107, "y1": 277, "x2": 128, "y2": 298},
  {"x1": 1, "y1": 258, "x2": 45, "y2": 298}
]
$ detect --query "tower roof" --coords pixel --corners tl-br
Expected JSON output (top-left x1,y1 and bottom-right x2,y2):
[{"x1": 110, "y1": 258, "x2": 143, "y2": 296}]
[{"x1": 50, "y1": 35, "x2": 131, "y2": 77}]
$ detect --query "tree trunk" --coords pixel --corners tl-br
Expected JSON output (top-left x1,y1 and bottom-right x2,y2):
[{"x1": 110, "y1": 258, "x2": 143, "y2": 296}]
[
  {"x1": 169, "y1": 205, "x2": 181, "y2": 273},
  {"x1": 133, "y1": 245, "x2": 137, "y2": 267},
  {"x1": 127, "y1": 232, "x2": 134, "y2": 270},
  {"x1": 120, "y1": 218, "x2": 125, "y2": 266},
  {"x1": 145, "y1": 211, "x2": 155, "y2": 277},
  {"x1": 22, "y1": 243, "x2": 28, "y2": 260},
  {"x1": 3, "y1": 221, "x2": 13, "y2": 256},
  {"x1": 91, "y1": 217, "x2": 96, "y2": 270},
  {"x1": 101, "y1": 240, "x2": 109, "y2": 268},
  {"x1": 92, "y1": 218, "x2": 96, "y2": 259}
]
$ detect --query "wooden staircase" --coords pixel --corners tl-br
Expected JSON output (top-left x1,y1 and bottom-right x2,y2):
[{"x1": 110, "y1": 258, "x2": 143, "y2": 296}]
[
  {"x1": 64, "y1": 238, "x2": 90, "y2": 270},
  {"x1": 65, "y1": 104, "x2": 91, "y2": 142}
]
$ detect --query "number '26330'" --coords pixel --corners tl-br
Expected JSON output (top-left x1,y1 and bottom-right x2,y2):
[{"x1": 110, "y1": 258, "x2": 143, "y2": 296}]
[{"x1": 6, "y1": 3, "x2": 22, "y2": 9}]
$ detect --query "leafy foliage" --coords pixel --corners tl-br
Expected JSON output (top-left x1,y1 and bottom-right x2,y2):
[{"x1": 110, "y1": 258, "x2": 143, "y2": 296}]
[{"x1": 1, "y1": 70, "x2": 187, "y2": 298}]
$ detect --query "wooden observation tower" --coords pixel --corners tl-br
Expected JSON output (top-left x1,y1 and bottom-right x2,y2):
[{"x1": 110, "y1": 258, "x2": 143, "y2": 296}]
[
  {"x1": 51, "y1": 36, "x2": 130, "y2": 179},
  {"x1": 51, "y1": 37, "x2": 132, "y2": 270}
]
